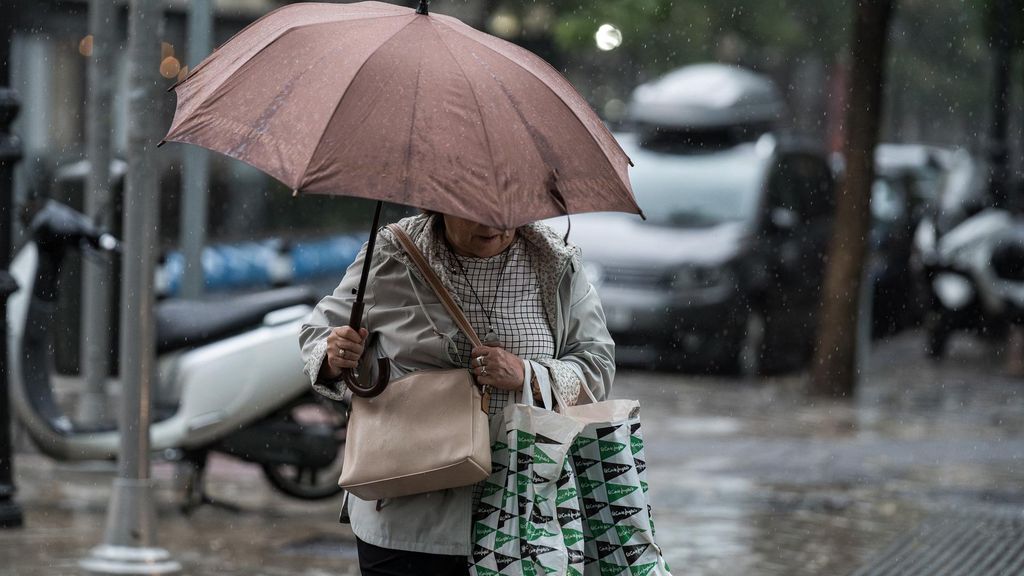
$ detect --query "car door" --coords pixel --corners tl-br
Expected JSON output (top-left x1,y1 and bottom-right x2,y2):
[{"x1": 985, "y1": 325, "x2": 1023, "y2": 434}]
[{"x1": 761, "y1": 153, "x2": 835, "y2": 369}]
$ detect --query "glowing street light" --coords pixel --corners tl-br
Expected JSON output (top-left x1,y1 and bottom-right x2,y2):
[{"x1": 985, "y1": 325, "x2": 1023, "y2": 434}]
[
  {"x1": 595, "y1": 24, "x2": 622, "y2": 51},
  {"x1": 160, "y1": 57, "x2": 181, "y2": 79}
]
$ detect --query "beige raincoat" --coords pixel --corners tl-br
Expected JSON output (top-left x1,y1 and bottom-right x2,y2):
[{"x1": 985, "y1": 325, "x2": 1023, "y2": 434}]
[{"x1": 299, "y1": 214, "x2": 614, "y2": 555}]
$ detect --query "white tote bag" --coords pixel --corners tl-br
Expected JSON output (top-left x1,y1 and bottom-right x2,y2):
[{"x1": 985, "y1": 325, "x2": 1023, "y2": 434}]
[{"x1": 469, "y1": 364, "x2": 587, "y2": 576}]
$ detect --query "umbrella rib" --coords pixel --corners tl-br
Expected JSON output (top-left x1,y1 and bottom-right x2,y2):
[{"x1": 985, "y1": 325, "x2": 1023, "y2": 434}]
[
  {"x1": 402, "y1": 59, "x2": 425, "y2": 203},
  {"x1": 297, "y1": 15, "x2": 421, "y2": 189},
  {"x1": 475, "y1": 62, "x2": 555, "y2": 226},
  {"x1": 436, "y1": 19, "x2": 630, "y2": 190},
  {"x1": 433, "y1": 24, "x2": 561, "y2": 226},
  {"x1": 449, "y1": 38, "x2": 557, "y2": 174},
  {"x1": 432, "y1": 23, "x2": 501, "y2": 217}
]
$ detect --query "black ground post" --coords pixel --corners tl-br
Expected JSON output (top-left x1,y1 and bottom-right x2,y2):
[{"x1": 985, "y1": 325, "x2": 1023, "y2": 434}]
[{"x1": 0, "y1": 6, "x2": 24, "y2": 529}]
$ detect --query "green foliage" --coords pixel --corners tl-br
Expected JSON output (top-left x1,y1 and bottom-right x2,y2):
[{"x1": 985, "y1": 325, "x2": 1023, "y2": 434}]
[
  {"x1": 485, "y1": 0, "x2": 1004, "y2": 145},
  {"x1": 881, "y1": 0, "x2": 993, "y2": 141},
  {"x1": 976, "y1": 0, "x2": 1024, "y2": 51},
  {"x1": 549, "y1": 0, "x2": 850, "y2": 75}
]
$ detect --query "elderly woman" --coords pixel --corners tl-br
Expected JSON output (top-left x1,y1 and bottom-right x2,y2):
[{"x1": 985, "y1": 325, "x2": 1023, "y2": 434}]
[{"x1": 299, "y1": 212, "x2": 614, "y2": 576}]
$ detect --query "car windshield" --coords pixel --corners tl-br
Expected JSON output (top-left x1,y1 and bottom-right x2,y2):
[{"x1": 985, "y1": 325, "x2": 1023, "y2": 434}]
[{"x1": 618, "y1": 134, "x2": 766, "y2": 227}]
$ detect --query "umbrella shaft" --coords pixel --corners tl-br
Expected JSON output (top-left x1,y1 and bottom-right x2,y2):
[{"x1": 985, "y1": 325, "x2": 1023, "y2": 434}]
[{"x1": 350, "y1": 200, "x2": 384, "y2": 329}]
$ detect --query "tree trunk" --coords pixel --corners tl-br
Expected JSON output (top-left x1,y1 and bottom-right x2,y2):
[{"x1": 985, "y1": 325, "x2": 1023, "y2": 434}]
[
  {"x1": 988, "y1": 0, "x2": 1012, "y2": 210},
  {"x1": 810, "y1": 0, "x2": 894, "y2": 398}
]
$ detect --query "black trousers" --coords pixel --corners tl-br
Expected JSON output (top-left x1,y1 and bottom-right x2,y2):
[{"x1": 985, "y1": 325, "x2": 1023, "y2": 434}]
[{"x1": 356, "y1": 538, "x2": 469, "y2": 576}]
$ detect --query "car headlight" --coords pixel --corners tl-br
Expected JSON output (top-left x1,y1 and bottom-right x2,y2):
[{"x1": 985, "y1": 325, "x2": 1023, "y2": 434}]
[{"x1": 670, "y1": 264, "x2": 730, "y2": 291}]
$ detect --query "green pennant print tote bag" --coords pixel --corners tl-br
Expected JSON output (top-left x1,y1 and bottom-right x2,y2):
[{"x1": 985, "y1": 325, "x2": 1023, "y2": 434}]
[
  {"x1": 469, "y1": 370, "x2": 587, "y2": 576},
  {"x1": 562, "y1": 395, "x2": 672, "y2": 576}
]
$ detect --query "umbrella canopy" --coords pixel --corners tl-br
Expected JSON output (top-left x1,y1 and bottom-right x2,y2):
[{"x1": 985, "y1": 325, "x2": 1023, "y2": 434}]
[{"x1": 164, "y1": 1, "x2": 642, "y2": 230}]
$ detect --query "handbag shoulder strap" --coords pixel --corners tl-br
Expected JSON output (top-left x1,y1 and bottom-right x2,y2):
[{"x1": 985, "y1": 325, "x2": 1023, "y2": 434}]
[{"x1": 387, "y1": 224, "x2": 483, "y2": 349}]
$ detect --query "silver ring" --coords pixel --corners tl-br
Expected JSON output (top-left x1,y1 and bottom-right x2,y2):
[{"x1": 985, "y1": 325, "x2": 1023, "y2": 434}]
[
  {"x1": 476, "y1": 355, "x2": 486, "y2": 367},
  {"x1": 481, "y1": 366, "x2": 488, "y2": 376},
  {"x1": 340, "y1": 349, "x2": 348, "y2": 360}
]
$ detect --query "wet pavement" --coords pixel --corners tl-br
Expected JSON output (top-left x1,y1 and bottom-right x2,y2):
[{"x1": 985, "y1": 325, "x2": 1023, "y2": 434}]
[{"x1": 3, "y1": 330, "x2": 1023, "y2": 575}]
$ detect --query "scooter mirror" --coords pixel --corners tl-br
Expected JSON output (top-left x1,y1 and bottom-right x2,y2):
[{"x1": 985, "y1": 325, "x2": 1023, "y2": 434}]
[{"x1": 96, "y1": 233, "x2": 121, "y2": 253}]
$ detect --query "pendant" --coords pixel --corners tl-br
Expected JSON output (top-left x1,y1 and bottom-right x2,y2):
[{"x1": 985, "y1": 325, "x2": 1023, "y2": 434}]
[{"x1": 484, "y1": 327, "x2": 500, "y2": 345}]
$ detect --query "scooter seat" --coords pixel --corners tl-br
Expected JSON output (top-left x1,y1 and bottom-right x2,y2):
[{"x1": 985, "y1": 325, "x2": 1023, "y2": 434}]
[{"x1": 156, "y1": 286, "x2": 318, "y2": 353}]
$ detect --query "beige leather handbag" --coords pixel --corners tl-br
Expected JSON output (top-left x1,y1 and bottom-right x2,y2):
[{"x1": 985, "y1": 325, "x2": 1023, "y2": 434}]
[{"x1": 337, "y1": 225, "x2": 491, "y2": 501}]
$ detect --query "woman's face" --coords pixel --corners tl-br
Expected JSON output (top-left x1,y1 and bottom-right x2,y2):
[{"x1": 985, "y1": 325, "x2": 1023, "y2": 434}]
[{"x1": 443, "y1": 214, "x2": 516, "y2": 258}]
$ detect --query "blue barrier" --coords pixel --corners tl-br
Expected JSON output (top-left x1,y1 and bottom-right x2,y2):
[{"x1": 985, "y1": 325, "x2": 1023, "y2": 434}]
[
  {"x1": 292, "y1": 235, "x2": 364, "y2": 281},
  {"x1": 158, "y1": 233, "x2": 366, "y2": 297}
]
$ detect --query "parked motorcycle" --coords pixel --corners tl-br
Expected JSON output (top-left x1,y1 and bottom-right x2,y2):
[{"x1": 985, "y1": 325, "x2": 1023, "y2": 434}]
[
  {"x1": 9, "y1": 200, "x2": 347, "y2": 508},
  {"x1": 915, "y1": 206, "x2": 1024, "y2": 358}
]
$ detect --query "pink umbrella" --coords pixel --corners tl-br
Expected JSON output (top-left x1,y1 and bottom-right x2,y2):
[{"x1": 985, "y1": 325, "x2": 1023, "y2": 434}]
[{"x1": 163, "y1": 0, "x2": 642, "y2": 394}]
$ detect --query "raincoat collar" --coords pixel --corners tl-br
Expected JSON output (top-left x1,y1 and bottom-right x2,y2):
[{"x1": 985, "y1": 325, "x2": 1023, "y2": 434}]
[{"x1": 378, "y1": 213, "x2": 581, "y2": 332}]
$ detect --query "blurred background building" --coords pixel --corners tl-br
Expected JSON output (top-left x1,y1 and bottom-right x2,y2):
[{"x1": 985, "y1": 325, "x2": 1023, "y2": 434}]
[
  {"x1": 7, "y1": 0, "x2": 1020, "y2": 248},
  {"x1": 4, "y1": 5, "x2": 1024, "y2": 571},
  {"x1": 4, "y1": 0, "x2": 1023, "y2": 380}
]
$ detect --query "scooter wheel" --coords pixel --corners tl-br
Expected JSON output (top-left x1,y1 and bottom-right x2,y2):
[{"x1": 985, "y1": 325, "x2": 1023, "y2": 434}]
[{"x1": 261, "y1": 395, "x2": 348, "y2": 500}]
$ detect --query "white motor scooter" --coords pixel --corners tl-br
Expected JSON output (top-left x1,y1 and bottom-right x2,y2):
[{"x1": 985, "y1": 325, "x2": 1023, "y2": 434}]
[
  {"x1": 9, "y1": 201, "x2": 348, "y2": 508},
  {"x1": 916, "y1": 207, "x2": 1024, "y2": 358}
]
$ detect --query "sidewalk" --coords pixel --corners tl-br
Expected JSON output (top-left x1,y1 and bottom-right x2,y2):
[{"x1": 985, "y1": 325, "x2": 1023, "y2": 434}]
[
  {"x1": 2, "y1": 330, "x2": 1023, "y2": 575},
  {"x1": 628, "y1": 331, "x2": 1024, "y2": 575},
  {"x1": 1, "y1": 455, "x2": 360, "y2": 576}
]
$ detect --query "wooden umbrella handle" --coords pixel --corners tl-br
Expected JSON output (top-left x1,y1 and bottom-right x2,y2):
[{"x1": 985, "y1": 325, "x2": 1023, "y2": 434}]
[
  {"x1": 341, "y1": 359, "x2": 391, "y2": 398},
  {"x1": 341, "y1": 304, "x2": 391, "y2": 397}
]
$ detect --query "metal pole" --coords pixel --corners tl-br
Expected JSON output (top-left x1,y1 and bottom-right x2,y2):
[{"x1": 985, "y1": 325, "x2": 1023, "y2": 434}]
[
  {"x1": 81, "y1": 0, "x2": 180, "y2": 572},
  {"x1": 179, "y1": 0, "x2": 212, "y2": 299},
  {"x1": 78, "y1": 0, "x2": 118, "y2": 425},
  {"x1": 0, "y1": 2, "x2": 24, "y2": 530}
]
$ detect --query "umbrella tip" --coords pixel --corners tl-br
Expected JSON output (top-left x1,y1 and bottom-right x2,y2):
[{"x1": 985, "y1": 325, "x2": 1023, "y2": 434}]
[{"x1": 415, "y1": 0, "x2": 429, "y2": 15}]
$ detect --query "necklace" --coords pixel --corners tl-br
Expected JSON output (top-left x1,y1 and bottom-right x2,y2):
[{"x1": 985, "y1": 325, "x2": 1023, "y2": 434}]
[{"x1": 447, "y1": 240, "x2": 514, "y2": 346}]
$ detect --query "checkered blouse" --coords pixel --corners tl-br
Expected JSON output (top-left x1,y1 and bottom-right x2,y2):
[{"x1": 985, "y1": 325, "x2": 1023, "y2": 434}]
[{"x1": 440, "y1": 235, "x2": 555, "y2": 416}]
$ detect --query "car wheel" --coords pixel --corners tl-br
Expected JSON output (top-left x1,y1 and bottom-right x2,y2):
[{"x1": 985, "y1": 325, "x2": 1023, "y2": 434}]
[{"x1": 737, "y1": 310, "x2": 766, "y2": 378}]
